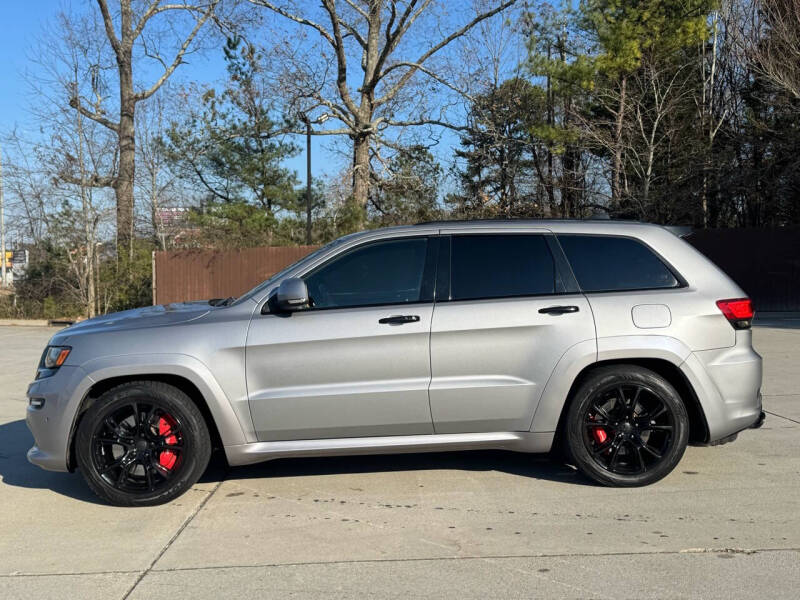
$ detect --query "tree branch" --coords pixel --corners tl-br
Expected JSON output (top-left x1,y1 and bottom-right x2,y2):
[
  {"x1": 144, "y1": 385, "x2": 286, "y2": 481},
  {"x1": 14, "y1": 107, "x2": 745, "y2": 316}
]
[
  {"x1": 135, "y1": 1, "x2": 219, "y2": 101},
  {"x1": 59, "y1": 171, "x2": 116, "y2": 188},
  {"x1": 68, "y1": 97, "x2": 120, "y2": 132},
  {"x1": 248, "y1": 0, "x2": 336, "y2": 47},
  {"x1": 378, "y1": 117, "x2": 469, "y2": 131},
  {"x1": 343, "y1": 0, "x2": 369, "y2": 20},
  {"x1": 133, "y1": 2, "x2": 215, "y2": 39},
  {"x1": 375, "y1": 0, "x2": 517, "y2": 106},
  {"x1": 373, "y1": 0, "x2": 429, "y2": 83},
  {"x1": 96, "y1": 0, "x2": 122, "y2": 59},
  {"x1": 320, "y1": 0, "x2": 360, "y2": 115},
  {"x1": 339, "y1": 18, "x2": 367, "y2": 48},
  {"x1": 379, "y1": 61, "x2": 474, "y2": 101}
]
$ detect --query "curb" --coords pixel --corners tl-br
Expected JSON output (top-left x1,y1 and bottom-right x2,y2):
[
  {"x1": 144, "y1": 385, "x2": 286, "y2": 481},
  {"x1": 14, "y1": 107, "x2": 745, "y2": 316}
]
[{"x1": 0, "y1": 319, "x2": 68, "y2": 327}]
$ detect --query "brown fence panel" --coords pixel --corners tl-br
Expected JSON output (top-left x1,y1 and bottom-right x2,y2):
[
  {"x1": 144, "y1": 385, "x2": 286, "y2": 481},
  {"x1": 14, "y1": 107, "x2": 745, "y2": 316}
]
[
  {"x1": 154, "y1": 245, "x2": 319, "y2": 305},
  {"x1": 685, "y1": 228, "x2": 800, "y2": 312}
]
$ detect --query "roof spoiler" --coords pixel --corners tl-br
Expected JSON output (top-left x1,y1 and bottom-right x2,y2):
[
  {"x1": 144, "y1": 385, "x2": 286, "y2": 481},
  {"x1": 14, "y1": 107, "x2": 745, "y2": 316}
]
[{"x1": 664, "y1": 225, "x2": 693, "y2": 238}]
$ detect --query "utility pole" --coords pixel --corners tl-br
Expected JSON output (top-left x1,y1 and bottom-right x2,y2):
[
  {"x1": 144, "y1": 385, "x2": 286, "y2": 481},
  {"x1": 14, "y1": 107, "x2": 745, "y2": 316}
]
[
  {"x1": 0, "y1": 142, "x2": 7, "y2": 288},
  {"x1": 302, "y1": 114, "x2": 312, "y2": 245}
]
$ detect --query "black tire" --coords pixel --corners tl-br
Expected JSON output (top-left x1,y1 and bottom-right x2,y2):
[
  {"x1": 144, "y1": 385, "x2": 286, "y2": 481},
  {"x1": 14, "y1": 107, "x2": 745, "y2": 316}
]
[
  {"x1": 565, "y1": 365, "x2": 689, "y2": 487},
  {"x1": 75, "y1": 381, "x2": 211, "y2": 506}
]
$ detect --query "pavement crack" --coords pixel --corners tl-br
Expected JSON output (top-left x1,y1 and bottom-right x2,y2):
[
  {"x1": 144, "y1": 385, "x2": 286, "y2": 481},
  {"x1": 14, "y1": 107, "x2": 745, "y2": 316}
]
[
  {"x1": 763, "y1": 410, "x2": 800, "y2": 425},
  {"x1": 146, "y1": 546, "x2": 800, "y2": 575},
  {"x1": 120, "y1": 480, "x2": 224, "y2": 600}
]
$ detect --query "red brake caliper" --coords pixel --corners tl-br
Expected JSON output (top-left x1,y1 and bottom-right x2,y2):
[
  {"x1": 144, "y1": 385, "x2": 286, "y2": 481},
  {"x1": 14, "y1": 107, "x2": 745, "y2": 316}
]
[
  {"x1": 592, "y1": 427, "x2": 608, "y2": 445},
  {"x1": 589, "y1": 415, "x2": 608, "y2": 445},
  {"x1": 158, "y1": 415, "x2": 179, "y2": 470}
]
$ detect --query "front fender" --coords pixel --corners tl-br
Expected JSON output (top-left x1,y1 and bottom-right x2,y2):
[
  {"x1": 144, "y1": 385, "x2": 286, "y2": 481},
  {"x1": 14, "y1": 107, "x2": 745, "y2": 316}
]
[{"x1": 531, "y1": 335, "x2": 692, "y2": 434}]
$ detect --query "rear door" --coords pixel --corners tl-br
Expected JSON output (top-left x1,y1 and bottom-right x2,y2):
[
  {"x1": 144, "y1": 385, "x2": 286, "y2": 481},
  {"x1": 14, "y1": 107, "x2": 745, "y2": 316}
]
[{"x1": 429, "y1": 229, "x2": 596, "y2": 433}]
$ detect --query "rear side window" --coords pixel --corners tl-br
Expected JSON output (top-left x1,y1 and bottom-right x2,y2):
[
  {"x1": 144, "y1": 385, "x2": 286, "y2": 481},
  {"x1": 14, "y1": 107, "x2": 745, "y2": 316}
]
[
  {"x1": 557, "y1": 235, "x2": 680, "y2": 292},
  {"x1": 450, "y1": 234, "x2": 556, "y2": 300}
]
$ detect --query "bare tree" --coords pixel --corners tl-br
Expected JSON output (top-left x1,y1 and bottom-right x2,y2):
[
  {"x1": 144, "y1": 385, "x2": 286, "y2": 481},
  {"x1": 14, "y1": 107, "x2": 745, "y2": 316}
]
[
  {"x1": 748, "y1": 0, "x2": 800, "y2": 100},
  {"x1": 136, "y1": 91, "x2": 182, "y2": 251},
  {"x1": 249, "y1": 0, "x2": 517, "y2": 223},
  {"x1": 0, "y1": 132, "x2": 55, "y2": 245},
  {"x1": 66, "y1": 0, "x2": 219, "y2": 257},
  {"x1": 628, "y1": 62, "x2": 693, "y2": 219}
]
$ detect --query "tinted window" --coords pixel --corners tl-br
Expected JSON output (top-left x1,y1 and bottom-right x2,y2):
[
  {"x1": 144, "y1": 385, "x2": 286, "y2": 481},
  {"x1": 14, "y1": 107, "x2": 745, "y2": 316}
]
[
  {"x1": 450, "y1": 235, "x2": 556, "y2": 300},
  {"x1": 304, "y1": 238, "x2": 429, "y2": 309},
  {"x1": 558, "y1": 235, "x2": 679, "y2": 292}
]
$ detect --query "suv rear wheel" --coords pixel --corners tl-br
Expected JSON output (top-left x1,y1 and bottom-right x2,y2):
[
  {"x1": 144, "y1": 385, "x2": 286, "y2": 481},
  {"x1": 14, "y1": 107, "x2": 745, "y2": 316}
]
[
  {"x1": 566, "y1": 365, "x2": 689, "y2": 487},
  {"x1": 75, "y1": 381, "x2": 211, "y2": 506}
]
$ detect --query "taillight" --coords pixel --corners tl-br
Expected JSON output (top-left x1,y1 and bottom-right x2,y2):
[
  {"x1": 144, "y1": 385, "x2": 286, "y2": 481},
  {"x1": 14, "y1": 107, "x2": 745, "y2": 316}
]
[{"x1": 716, "y1": 298, "x2": 754, "y2": 330}]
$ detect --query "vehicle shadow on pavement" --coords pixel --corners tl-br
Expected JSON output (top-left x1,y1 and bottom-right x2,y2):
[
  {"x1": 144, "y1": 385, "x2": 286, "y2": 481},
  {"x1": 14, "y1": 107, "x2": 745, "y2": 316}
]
[
  {"x1": 1, "y1": 418, "x2": 593, "y2": 504},
  {"x1": 202, "y1": 449, "x2": 595, "y2": 487},
  {"x1": 0, "y1": 419, "x2": 102, "y2": 504}
]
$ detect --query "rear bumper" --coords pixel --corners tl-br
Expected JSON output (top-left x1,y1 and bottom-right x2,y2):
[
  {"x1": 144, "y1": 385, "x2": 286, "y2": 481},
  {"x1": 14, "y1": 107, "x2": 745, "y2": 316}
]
[{"x1": 681, "y1": 330, "x2": 763, "y2": 443}]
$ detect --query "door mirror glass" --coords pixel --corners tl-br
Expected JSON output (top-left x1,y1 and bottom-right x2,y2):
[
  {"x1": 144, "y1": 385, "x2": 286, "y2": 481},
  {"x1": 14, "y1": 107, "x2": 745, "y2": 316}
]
[{"x1": 276, "y1": 277, "x2": 309, "y2": 311}]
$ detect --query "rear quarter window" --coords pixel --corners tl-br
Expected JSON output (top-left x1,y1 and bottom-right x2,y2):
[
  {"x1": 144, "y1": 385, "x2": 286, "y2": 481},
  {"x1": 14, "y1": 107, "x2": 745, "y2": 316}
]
[{"x1": 557, "y1": 234, "x2": 680, "y2": 292}]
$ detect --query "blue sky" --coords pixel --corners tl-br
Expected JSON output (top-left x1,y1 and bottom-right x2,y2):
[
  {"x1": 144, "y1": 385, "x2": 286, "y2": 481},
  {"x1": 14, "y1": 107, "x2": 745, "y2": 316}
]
[
  {"x1": 0, "y1": 1, "x2": 341, "y2": 186},
  {"x1": 0, "y1": 3, "x2": 63, "y2": 132},
  {"x1": 0, "y1": 2, "x2": 511, "y2": 194}
]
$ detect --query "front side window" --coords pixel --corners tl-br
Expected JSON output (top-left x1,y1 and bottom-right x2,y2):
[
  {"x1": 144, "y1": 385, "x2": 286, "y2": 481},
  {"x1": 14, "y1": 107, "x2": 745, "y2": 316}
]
[
  {"x1": 450, "y1": 234, "x2": 556, "y2": 301},
  {"x1": 303, "y1": 237, "x2": 430, "y2": 309},
  {"x1": 557, "y1": 234, "x2": 680, "y2": 292}
]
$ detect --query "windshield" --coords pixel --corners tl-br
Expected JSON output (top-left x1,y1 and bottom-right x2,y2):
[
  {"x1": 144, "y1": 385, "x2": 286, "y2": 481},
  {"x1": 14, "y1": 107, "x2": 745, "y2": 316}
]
[{"x1": 231, "y1": 235, "x2": 357, "y2": 305}]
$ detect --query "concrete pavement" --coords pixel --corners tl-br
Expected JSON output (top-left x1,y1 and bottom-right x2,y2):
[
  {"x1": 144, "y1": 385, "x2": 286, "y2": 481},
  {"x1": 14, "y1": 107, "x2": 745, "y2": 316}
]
[{"x1": 0, "y1": 324, "x2": 798, "y2": 599}]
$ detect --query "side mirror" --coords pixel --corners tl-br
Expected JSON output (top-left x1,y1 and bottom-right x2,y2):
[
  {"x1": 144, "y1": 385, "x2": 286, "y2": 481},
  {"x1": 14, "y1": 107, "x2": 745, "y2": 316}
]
[{"x1": 275, "y1": 277, "x2": 309, "y2": 312}]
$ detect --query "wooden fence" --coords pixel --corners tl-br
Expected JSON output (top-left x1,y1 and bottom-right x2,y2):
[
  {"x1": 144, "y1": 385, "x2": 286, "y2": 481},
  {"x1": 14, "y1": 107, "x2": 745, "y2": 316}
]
[{"x1": 153, "y1": 246, "x2": 319, "y2": 305}]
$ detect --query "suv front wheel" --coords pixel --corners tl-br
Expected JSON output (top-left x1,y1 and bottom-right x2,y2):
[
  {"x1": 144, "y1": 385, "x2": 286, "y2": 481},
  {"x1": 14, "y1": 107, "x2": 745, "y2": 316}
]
[
  {"x1": 75, "y1": 381, "x2": 212, "y2": 506},
  {"x1": 566, "y1": 365, "x2": 689, "y2": 487}
]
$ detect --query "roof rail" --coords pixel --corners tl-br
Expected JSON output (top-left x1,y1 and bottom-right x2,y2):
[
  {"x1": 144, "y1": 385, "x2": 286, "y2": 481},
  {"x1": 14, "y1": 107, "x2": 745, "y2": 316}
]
[{"x1": 414, "y1": 217, "x2": 643, "y2": 226}]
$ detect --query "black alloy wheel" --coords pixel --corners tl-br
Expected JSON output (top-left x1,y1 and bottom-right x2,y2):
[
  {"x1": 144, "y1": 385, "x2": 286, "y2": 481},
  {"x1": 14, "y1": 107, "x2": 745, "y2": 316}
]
[
  {"x1": 583, "y1": 383, "x2": 674, "y2": 475},
  {"x1": 566, "y1": 365, "x2": 689, "y2": 487},
  {"x1": 75, "y1": 381, "x2": 211, "y2": 506},
  {"x1": 91, "y1": 401, "x2": 185, "y2": 493}
]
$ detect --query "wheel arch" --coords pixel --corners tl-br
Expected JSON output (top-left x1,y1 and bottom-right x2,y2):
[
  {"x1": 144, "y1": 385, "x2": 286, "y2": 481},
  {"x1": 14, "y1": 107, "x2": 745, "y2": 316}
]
[
  {"x1": 66, "y1": 355, "x2": 251, "y2": 471},
  {"x1": 551, "y1": 358, "x2": 710, "y2": 452},
  {"x1": 68, "y1": 373, "x2": 228, "y2": 471},
  {"x1": 532, "y1": 335, "x2": 711, "y2": 449}
]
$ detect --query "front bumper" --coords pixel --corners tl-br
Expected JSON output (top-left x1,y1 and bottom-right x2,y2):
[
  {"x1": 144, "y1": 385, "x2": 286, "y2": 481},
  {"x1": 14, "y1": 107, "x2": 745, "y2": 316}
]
[{"x1": 25, "y1": 366, "x2": 90, "y2": 472}]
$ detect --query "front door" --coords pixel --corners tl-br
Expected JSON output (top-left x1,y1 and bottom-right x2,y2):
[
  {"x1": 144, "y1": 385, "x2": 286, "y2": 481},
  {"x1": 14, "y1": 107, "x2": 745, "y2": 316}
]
[
  {"x1": 429, "y1": 231, "x2": 596, "y2": 433},
  {"x1": 246, "y1": 235, "x2": 438, "y2": 441}
]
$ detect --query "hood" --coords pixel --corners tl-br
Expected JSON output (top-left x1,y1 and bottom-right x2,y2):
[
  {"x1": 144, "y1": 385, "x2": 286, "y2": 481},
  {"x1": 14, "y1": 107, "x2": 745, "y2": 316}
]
[{"x1": 58, "y1": 302, "x2": 212, "y2": 337}]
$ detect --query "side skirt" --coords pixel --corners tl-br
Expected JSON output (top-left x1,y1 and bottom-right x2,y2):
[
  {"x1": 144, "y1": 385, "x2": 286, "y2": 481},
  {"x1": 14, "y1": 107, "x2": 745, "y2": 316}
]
[{"x1": 225, "y1": 431, "x2": 555, "y2": 467}]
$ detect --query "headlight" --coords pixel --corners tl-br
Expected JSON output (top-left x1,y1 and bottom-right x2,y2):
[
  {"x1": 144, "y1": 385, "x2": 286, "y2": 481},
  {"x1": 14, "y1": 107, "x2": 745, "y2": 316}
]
[{"x1": 37, "y1": 346, "x2": 71, "y2": 378}]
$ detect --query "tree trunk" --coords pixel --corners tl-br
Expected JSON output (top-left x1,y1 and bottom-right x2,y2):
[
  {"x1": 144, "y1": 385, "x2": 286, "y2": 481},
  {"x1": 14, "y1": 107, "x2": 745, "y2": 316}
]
[
  {"x1": 352, "y1": 132, "x2": 371, "y2": 226},
  {"x1": 612, "y1": 75, "x2": 628, "y2": 209},
  {"x1": 75, "y1": 109, "x2": 96, "y2": 319},
  {"x1": 117, "y1": 54, "x2": 136, "y2": 260},
  {"x1": 305, "y1": 118, "x2": 312, "y2": 245}
]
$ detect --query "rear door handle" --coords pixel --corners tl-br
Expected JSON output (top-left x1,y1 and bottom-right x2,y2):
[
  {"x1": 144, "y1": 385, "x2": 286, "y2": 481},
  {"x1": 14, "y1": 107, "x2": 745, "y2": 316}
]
[
  {"x1": 379, "y1": 315, "x2": 421, "y2": 325},
  {"x1": 538, "y1": 305, "x2": 580, "y2": 315}
]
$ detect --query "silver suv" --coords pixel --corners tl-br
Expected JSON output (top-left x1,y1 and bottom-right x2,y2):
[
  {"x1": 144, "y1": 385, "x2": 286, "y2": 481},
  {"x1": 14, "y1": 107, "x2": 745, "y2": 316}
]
[{"x1": 26, "y1": 221, "x2": 764, "y2": 506}]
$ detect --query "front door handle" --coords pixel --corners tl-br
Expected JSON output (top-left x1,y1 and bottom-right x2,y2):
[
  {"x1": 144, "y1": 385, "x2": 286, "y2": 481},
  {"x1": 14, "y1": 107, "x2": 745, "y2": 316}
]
[
  {"x1": 379, "y1": 315, "x2": 421, "y2": 325},
  {"x1": 538, "y1": 305, "x2": 580, "y2": 315}
]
